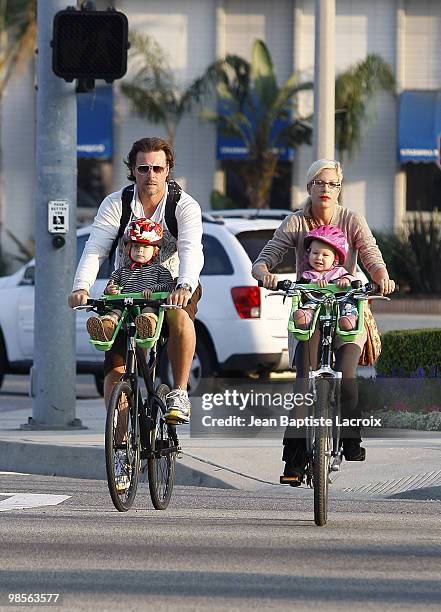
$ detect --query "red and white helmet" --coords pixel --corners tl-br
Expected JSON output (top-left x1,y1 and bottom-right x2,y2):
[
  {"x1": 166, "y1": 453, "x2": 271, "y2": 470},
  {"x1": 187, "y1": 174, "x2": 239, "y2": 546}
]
[
  {"x1": 304, "y1": 225, "x2": 349, "y2": 264},
  {"x1": 124, "y1": 217, "x2": 163, "y2": 246}
]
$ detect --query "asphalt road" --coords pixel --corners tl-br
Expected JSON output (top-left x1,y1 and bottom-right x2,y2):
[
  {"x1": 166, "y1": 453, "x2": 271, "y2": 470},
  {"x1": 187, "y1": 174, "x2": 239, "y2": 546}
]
[{"x1": 0, "y1": 472, "x2": 440, "y2": 611}]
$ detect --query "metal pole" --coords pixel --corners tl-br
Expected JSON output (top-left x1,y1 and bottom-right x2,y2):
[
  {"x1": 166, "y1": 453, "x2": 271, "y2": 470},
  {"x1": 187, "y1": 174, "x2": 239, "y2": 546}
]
[
  {"x1": 313, "y1": 0, "x2": 336, "y2": 160},
  {"x1": 24, "y1": 0, "x2": 83, "y2": 429}
]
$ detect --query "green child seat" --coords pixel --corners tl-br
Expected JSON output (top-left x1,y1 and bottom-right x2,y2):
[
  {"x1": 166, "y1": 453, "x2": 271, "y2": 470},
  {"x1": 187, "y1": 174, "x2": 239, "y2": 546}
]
[
  {"x1": 287, "y1": 283, "x2": 365, "y2": 342},
  {"x1": 88, "y1": 291, "x2": 170, "y2": 352}
]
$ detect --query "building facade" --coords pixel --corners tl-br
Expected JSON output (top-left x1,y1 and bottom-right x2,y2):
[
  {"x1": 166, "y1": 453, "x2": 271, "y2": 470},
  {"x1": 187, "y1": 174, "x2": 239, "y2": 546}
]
[{"x1": 1, "y1": 0, "x2": 440, "y2": 262}]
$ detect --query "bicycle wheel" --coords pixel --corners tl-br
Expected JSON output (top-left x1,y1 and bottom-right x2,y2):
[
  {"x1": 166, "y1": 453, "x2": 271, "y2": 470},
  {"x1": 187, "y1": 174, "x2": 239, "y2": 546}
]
[
  {"x1": 313, "y1": 377, "x2": 331, "y2": 527},
  {"x1": 148, "y1": 384, "x2": 176, "y2": 510},
  {"x1": 105, "y1": 380, "x2": 140, "y2": 512}
]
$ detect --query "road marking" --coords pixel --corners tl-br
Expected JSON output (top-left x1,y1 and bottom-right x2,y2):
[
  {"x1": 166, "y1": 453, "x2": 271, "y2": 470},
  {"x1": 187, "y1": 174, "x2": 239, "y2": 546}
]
[
  {"x1": 0, "y1": 493, "x2": 70, "y2": 511},
  {"x1": 0, "y1": 471, "x2": 30, "y2": 476},
  {"x1": 342, "y1": 470, "x2": 441, "y2": 495}
]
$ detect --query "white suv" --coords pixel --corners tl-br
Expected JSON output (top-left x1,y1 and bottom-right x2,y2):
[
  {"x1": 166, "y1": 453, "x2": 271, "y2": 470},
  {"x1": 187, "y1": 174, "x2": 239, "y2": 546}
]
[{"x1": 0, "y1": 212, "x2": 295, "y2": 394}]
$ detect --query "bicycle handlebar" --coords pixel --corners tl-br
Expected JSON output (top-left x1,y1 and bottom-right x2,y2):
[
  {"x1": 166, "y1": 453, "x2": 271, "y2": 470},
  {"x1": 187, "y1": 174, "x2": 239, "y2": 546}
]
[
  {"x1": 257, "y1": 279, "x2": 387, "y2": 304},
  {"x1": 74, "y1": 291, "x2": 183, "y2": 313}
]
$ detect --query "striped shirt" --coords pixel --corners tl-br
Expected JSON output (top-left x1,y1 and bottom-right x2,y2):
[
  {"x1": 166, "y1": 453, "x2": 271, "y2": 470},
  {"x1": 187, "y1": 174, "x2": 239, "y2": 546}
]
[{"x1": 109, "y1": 263, "x2": 175, "y2": 294}]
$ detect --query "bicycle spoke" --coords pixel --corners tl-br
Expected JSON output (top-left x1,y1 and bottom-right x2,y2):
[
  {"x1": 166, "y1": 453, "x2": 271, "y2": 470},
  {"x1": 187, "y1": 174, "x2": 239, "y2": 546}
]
[
  {"x1": 105, "y1": 381, "x2": 140, "y2": 512},
  {"x1": 148, "y1": 384, "x2": 176, "y2": 510}
]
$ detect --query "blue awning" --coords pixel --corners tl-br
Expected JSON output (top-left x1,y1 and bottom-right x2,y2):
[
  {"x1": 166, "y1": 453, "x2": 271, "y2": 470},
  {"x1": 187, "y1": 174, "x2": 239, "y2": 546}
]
[
  {"x1": 398, "y1": 90, "x2": 441, "y2": 163},
  {"x1": 77, "y1": 85, "x2": 113, "y2": 159}
]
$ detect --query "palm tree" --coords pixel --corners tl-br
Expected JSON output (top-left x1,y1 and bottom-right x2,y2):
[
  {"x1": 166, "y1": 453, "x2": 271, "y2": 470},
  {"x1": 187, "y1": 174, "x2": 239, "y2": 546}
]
[
  {"x1": 335, "y1": 54, "x2": 395, "y2": 160},
  {"x1": 120, "y1": 31, "x2": 214, "y2": 145},
  {"x1": 0, "y1": 0, "x2": 36, "y2": 273},
  {"x1": 0, "y1": 0, "x2": 36, "y2": 92},
  {"x1": 205, "y1": 44, "x2": 395, "y2": 209},
  {"x1": 202, "y1": 39, "x2": 312, "y2": 209}
]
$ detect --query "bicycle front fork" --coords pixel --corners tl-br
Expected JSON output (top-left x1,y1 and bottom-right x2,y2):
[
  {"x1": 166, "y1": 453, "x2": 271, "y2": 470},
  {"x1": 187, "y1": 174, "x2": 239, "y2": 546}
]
[{"x1": 306, "y1": 371, "x2": 343, "y2": 467}]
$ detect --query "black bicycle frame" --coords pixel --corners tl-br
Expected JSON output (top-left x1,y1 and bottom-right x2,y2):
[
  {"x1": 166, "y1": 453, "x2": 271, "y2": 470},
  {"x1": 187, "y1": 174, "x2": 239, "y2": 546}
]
[{"x1": 306, "y1": 297, "x2": 342, "y2": 462}]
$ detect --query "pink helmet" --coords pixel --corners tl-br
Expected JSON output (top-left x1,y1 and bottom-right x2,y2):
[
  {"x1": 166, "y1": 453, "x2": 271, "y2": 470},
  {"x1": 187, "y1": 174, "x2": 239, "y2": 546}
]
[{"x1": 304, "y1": 225, "x2": 349, "y2": 264}]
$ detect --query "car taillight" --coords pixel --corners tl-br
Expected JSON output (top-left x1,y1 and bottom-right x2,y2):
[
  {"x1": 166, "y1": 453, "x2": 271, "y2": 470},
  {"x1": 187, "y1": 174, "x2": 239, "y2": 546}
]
[{"x1": 231, "y1": 286, "x2": 261, "y2": 319}]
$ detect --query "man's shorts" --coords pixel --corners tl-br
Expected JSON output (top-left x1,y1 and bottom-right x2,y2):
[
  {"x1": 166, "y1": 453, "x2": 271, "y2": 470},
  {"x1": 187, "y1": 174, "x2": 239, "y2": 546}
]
[{"x1": 103, "y1": 283, "x2": 202, "y2": 377}]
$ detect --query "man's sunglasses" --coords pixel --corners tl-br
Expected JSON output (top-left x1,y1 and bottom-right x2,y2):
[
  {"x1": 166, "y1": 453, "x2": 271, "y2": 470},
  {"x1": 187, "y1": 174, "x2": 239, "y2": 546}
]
[{"x1": 135, "y1": 164, "x2": 167, "y2": 175}]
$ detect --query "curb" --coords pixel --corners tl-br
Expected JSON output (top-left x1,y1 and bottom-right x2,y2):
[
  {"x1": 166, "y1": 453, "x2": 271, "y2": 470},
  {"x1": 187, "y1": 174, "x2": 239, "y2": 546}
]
[{"x1": 0, "y1": 440, "x2": 234, "y2": 489}]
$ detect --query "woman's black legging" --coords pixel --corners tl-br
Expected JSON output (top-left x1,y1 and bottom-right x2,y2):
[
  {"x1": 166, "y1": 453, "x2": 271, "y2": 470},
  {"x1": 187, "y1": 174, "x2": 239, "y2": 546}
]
[{"x1": 283, "y1": 329, "x2": 362, "y2": 465}]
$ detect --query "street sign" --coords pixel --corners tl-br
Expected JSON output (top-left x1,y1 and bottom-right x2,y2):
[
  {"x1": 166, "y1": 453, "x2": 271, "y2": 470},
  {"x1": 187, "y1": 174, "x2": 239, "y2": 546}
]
[{"x1": 48, "y1": 200, "x2": 69, "y2": 234}]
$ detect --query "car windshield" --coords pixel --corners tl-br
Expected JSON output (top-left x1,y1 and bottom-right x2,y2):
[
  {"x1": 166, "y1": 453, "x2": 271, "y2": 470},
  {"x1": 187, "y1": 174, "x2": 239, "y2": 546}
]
[{"x1": 235, "y1": 230, "x2": 295, "y2": 274}]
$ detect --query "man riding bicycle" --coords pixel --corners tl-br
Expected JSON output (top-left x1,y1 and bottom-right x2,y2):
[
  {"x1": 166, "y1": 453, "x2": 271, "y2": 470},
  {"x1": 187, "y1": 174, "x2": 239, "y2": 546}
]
[{"x1": 68, "y1": 137, "x2": 204, "y2": 424}]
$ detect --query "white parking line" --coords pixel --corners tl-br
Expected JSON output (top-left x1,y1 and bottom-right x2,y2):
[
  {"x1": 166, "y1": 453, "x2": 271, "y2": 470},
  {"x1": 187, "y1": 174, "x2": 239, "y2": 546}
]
[{"x1": 0, "y1": 493, "x2": 71, "y2": 511}]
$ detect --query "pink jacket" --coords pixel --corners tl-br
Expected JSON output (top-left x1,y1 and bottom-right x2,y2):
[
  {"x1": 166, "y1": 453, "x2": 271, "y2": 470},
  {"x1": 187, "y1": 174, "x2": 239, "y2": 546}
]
[{"x1": 301, "y1": 265, "x2": 356, "y2": 284}]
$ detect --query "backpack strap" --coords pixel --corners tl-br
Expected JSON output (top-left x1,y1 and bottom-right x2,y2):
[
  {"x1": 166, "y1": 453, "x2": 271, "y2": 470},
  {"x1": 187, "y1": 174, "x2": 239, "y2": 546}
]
[
  {"x1": 108, "y1": 184, "x2": 134, "y2": 262},
  {"x1": 108, "y1": 180, "x2": 182, "y2": 262},
  {"x1": 164, "y1": 179, "x2": 182, "y2": 239}
]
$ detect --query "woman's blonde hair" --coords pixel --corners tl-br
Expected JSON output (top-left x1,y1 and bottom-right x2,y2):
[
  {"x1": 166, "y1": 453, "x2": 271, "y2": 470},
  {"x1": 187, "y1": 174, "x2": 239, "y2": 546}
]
[{"x1": 306, "y1": 159, "x2": 343, "y2": 187}]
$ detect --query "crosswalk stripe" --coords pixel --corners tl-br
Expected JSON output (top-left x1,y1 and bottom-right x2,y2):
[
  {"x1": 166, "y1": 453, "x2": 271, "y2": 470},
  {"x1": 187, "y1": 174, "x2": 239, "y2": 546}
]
[{"x1": 0, "y1": 493, "x2": 71, "y2": 511}]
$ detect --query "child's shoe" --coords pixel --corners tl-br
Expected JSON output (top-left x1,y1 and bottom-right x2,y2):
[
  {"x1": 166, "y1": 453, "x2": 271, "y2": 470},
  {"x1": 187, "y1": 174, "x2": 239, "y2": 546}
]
[
  {"x1": 135, "y1": 313, "x2": 158, "y2": 339},
  {"x1": 87, "y1": 315, "x2": 117, "y2": 342},
  {"x1": 338, "y1": 314, "x2": 357, "y2": 331},
  {"x1": 294, "y1": 309, "x2": 313, "y2": 330}
]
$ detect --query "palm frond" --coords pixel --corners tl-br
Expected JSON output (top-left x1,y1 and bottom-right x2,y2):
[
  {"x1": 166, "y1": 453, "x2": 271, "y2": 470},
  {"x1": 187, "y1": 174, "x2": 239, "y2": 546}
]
[
  {"x1": 274, "y1": 120, "x2": 312, "y2": 147},
  {"x1": 251, "y1": 39, "x2": 277, "y2": 108},
  {"x1": 0, "y1": 0, "x2": 36, "y2": 91},
  {"x1": 335, "y1": 53, "x2": 395, "y2": 157},
  {"x1": 120, "y1": 83, "x2": 167, "y2": 123}
]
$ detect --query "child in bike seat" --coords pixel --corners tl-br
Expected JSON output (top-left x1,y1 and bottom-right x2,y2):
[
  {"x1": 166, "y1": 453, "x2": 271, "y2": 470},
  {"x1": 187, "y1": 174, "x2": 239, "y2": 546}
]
[
  {"x1": 294, "y1": 225, "x2": 358, "y2": 331},
  {"x1": 87, "y1": 218, "x2": 175, "y2": 342}
]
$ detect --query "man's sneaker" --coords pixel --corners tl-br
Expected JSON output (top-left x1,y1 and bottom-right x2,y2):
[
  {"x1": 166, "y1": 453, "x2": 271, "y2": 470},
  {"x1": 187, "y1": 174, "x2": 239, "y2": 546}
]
[
  {"x1": 135, "y1": 312, "x2": 158, "y2": 339},
  {"x1": 164, "y1": 388, "x2": 191, "y2": 424},
  {"x1": 114, "y1": 449, "x2": 129, "y2": 493}
]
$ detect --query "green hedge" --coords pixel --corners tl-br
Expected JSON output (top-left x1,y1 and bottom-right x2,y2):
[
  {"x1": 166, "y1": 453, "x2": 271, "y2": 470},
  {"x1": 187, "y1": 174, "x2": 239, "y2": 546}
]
[
  {"x1": 370, "y1": 410, "x2": 441, "y2": 431},
  {"x1": 376, "y1": 328, "x2": 441, "y2": 377},
  {"x1": 372, "y1": 214, "x2": 441, "y2": 295}
]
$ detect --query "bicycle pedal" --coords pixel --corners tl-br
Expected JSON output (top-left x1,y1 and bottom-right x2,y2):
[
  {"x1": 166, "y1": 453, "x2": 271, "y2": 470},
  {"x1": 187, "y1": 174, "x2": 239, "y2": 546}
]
[{"x1": 331, "y1": 456, "x2": 342, "y2": 471}]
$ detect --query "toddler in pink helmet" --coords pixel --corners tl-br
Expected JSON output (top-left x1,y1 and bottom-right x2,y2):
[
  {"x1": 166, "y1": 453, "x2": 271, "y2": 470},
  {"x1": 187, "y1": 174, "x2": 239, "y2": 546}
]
[{"x1": 294, "y1": 225, "x2": 358, "y2": 331}]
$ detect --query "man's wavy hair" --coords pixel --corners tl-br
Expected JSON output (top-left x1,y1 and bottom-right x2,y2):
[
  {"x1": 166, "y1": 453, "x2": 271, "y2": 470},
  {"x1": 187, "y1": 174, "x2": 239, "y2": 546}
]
[{"x1": 124, "y1": 137, "x2": 175, "y2": 182}]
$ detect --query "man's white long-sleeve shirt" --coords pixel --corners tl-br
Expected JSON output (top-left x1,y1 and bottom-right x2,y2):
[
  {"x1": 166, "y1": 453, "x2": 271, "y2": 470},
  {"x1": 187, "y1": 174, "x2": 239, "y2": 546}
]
[{"x1": 73, "y1": 183, "x2": 204, "y2": 294}]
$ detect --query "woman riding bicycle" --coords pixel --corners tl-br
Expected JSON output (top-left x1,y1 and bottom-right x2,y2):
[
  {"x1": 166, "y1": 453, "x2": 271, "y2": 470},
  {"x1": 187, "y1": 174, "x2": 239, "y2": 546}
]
[{"x1": 252, "y1": 159, "x2": 395, "y2": 486}]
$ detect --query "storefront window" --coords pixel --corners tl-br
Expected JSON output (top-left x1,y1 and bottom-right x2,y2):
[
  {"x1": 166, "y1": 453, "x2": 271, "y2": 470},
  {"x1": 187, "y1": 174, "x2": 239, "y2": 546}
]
[{"x1": 405, "y1": 163, "x2": 441, "y2": 212}]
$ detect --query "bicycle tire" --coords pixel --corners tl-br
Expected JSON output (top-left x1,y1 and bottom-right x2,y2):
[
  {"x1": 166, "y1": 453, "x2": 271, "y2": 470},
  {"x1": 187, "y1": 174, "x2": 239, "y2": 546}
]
[
  {"x1": 105, "y1": 380, "x2": 140, "y2": 512},
  {"x1": 313, "y1": 377, "x2": 331, "y2": 527},
  {"x1": 148, "y1": 384, "x2": 176, "y2": 510}
]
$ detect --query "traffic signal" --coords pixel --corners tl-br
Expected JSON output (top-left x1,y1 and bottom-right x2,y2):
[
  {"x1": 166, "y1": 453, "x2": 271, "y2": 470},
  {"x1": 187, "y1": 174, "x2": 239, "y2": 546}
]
[{"x1": 52, "y1": 8, "x2": 129, "y2": 82}]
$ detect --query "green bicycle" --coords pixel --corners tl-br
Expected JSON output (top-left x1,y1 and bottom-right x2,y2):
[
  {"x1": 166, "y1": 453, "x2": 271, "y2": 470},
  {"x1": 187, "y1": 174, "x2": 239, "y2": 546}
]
[{"x1": 261, "y1": 279, "x2": 387, "y2": 526}]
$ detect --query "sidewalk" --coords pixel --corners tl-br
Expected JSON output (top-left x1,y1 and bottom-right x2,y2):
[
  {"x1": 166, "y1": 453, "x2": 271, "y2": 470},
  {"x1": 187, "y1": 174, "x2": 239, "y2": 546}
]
[{"x1": 1, "y1": 397, "x2": 441, "y2": 499}]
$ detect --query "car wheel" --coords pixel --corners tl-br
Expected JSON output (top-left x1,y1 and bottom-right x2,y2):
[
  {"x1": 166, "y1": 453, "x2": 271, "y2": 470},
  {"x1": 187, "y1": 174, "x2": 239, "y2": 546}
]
[
  {"x1": 158, "y1": 337, "x2": 215, "y2": 396},
  {"x1": 95, "y1": 373, "x2": 104, "y2": 397}
]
